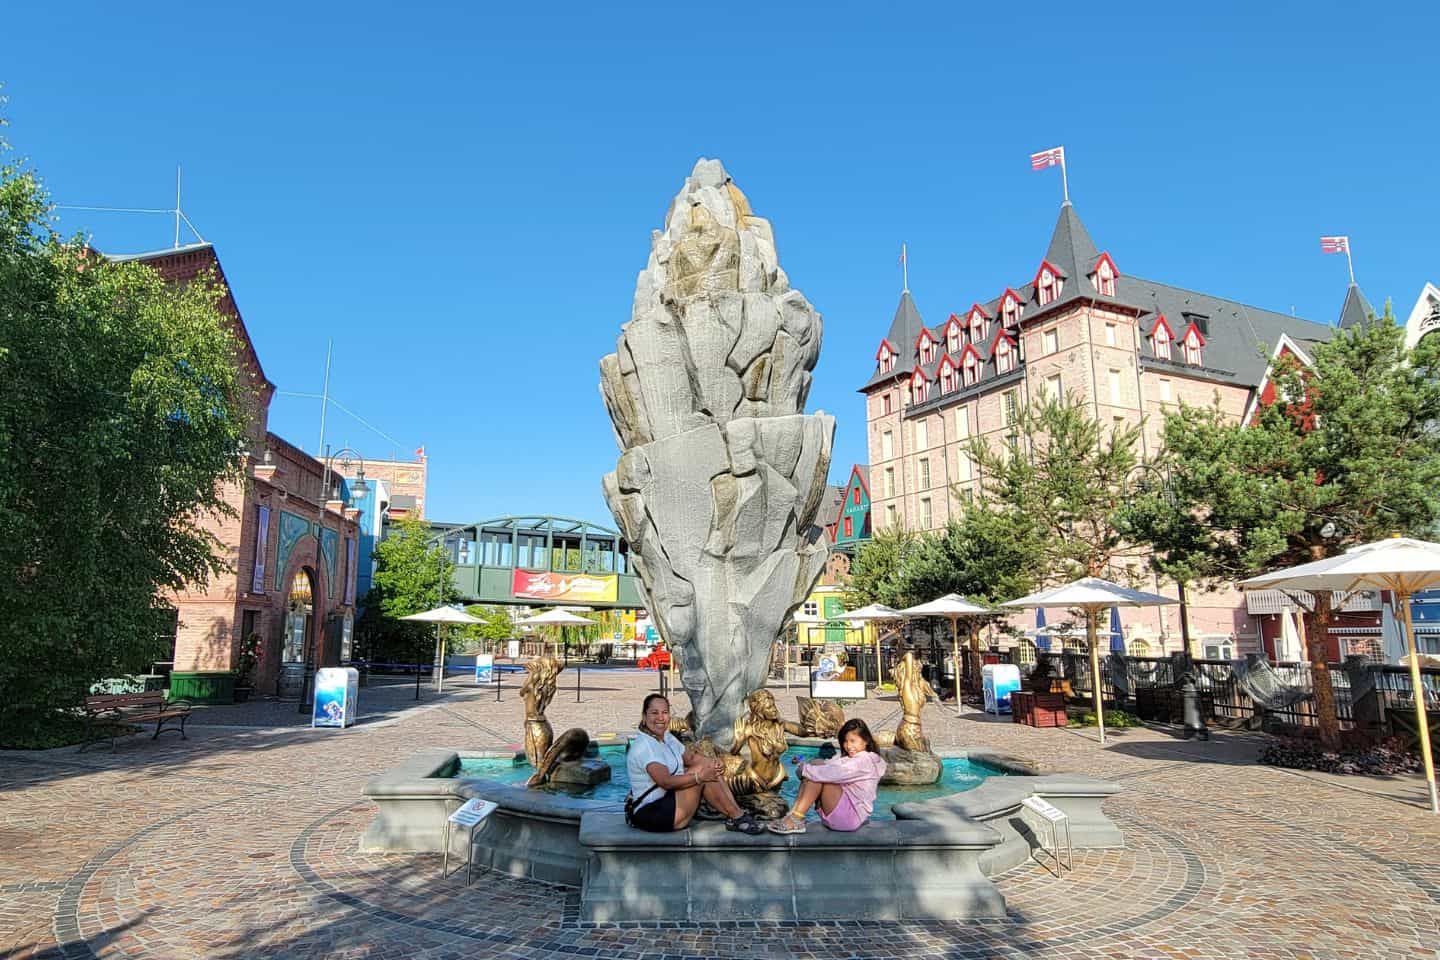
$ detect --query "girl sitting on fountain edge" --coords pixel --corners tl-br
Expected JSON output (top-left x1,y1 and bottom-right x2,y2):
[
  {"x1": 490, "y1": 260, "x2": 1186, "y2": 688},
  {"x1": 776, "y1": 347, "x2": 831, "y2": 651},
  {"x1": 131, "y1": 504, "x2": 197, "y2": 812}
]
[{"x1": 626, "y1": 693, "x2": 765, "y2": 835}]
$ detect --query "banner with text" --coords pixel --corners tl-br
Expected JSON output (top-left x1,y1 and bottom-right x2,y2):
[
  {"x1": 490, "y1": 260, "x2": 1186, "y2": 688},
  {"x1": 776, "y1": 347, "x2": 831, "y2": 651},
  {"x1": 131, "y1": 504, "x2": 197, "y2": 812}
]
[{"x1": 511, "y1": 570, "x2": 617, "y2": 603}]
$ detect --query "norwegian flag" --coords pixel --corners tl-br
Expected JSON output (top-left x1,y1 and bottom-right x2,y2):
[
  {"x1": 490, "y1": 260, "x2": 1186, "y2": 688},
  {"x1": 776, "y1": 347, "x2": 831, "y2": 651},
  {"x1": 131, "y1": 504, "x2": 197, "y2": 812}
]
[
  {"x1": 1320, "y1": 236, "x2": 1350, "y2": 254},
  {"x1": 1030, "y1": 146, "x2": 1065, "y2": 170}
]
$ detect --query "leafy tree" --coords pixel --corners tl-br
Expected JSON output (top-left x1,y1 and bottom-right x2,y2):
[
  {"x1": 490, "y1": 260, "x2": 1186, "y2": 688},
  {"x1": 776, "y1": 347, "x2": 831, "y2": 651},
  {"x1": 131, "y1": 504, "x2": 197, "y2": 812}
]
[
  {"x1": 0, "y1": 139, "x2": 250, "y2": 742},
  {"x1": 457, "y1": 604, "x2": 515, "y2": 651},
  {"x1": 904, "y1": 510, "x2": 1042, "y2": 607},
  {"x1": 843, "y1": 526, "x2": 916, "y2": 610},
  {"x1": 1129, "y1": 312, "x2": 1440, "y2": 744},
  {"x1": 358, "y1": 516, "x2": 456, "y2": 668},
  {"x1": 966, "y1": 393, "x2": 1146, "y2": 583}
]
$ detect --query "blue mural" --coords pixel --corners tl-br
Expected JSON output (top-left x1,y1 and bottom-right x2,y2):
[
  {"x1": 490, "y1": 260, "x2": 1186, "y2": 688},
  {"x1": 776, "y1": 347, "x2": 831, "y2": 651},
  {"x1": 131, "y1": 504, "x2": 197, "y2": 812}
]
[
  {"x1": 275, "y1": 511, "x2": 312, "y2": 590},
  {"x1": 320, "y1": 527, "x2": 340, "y2": 598}
]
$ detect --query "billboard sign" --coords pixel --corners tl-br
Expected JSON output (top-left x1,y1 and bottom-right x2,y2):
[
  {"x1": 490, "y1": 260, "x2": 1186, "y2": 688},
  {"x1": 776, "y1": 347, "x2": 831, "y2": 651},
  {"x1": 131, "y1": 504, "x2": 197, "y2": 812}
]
[{"x1": 511, "y1": 570, "x2": 618, "y2": 603}]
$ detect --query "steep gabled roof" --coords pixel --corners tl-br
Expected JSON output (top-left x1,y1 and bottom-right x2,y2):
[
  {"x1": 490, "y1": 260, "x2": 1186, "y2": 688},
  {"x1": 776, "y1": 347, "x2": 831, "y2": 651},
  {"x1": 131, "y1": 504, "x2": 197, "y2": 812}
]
[
  {"x1": 848, "y1": 464, "x2": 871, "y2": 498},
  {"x1": 1338, "y1": 283, "x2": 1374, "y2": 330},
  {"x1": 861, "y1": 291, "x2": 928, "y2": 390}
]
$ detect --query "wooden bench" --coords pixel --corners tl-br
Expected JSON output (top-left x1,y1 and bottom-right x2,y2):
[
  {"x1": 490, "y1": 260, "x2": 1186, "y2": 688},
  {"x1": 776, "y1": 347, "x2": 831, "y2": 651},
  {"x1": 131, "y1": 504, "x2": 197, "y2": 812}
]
[{"x1": 80, "y1": 691, "x2": 192, "y2": 752}]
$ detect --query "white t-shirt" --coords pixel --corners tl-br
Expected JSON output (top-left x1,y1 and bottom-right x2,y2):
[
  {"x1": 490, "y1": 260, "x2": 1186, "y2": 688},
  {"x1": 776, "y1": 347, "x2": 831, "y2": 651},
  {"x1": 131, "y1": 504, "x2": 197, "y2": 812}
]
[{"x1": 626, "y1": 732, "x2": 685, "y2": 809}]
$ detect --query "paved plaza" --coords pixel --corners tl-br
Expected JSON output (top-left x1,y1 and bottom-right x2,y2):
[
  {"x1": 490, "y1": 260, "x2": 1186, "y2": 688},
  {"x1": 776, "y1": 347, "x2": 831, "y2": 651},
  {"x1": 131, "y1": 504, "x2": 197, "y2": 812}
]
[{"x1": 2, "y1": 668, "x2": 1437, "y2": 960}]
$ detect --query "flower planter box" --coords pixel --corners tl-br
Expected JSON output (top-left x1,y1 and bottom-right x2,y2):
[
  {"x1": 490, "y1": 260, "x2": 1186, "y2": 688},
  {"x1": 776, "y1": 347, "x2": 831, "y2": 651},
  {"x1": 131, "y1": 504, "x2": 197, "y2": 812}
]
[{"x1": 1012, "y1": 691, "x2": 1068, "y2": 728}]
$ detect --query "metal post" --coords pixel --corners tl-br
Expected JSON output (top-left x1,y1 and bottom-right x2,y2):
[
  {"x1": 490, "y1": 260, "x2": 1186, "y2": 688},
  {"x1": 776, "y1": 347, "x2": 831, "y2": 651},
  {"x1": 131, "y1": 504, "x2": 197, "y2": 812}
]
[
  {"x1": 1087, "y1": 607, "x2": 1106, "y2": 745},
  {"x1": 1398, "y1": 593, "x2": 1438, "y2": 814},
  {"x1": 576, "y1": 658, "x2": 582, "y2": 703}
]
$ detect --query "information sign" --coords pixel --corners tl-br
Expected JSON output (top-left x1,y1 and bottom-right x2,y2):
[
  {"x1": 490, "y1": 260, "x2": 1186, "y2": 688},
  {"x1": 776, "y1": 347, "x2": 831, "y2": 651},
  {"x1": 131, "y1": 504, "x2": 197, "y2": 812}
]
[{"x1": 448, "y1": 798, "x2": 498, "y2": 827}]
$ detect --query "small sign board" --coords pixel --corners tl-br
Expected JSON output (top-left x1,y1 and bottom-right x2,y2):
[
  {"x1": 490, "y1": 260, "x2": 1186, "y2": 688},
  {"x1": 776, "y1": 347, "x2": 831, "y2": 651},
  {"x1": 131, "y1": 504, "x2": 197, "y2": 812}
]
[
  {"x1": 1021, "y1": 796, "x2": 1066, "y2": 823},
  {"x1": 474, "y1": 654, "x2": 494, "y2": 684},
  {"x1": 810, "y1": 679, "x2": 866, "y2": 699},
  {"x1": 448, "y1": 798, "x2": 498, "y2": 828}
]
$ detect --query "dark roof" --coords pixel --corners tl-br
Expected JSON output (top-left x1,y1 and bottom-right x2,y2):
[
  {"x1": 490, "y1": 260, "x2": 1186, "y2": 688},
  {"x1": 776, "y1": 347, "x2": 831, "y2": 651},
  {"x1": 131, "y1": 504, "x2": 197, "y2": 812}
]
[
  {"x1": 860, "y1": 202, "x2": 1335, "y2": 395},
  {"x1": 815, "y1": 484, "x2": 846, "y2": 534},
  {"x1": 860, "y1": 291, "x2": 928, "y2": 390},
  {"x1": 1338, "y1": 284, "x2": 1374, "y2": 330}
]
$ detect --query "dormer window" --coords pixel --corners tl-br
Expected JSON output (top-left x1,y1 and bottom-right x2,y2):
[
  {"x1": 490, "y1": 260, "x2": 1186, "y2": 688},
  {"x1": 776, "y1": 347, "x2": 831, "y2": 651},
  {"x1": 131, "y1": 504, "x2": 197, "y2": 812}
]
[
  {"x1": 910, "y1": 368, "x2": 930, "y2": 404},
  {"x1": 1033, "y1": 262, "x2": 1065, "y2": 308},
  {"x1": 1092, "y1": 253, "x2": 1118, "y2": 297},
  {"x1": 939, "y1": 356, "x2": 958, "y2": 394},
  {"x1": 961, "y1": 346, "x2": 981, "y2": 387},
  {"x1": 968, "y1": 305, "x2": 990, "y2": 344},
  {"x1": 876, "y1": 340, "x2": 897, "y2": 373},
  {"x1": 1181, "y1": 324, "x2": 1206, "y2": 366},
  {"x1": 994, "y1": 335, "x2": 1017, "y2": 375},
  {"x1": 1149, "y1": 316, "x2": 1174, "y2": 360},
  {"x1": 916, "y1": 329, "x2": 938, "y2": 366},
  {"x1": 1000, "y1": 289, "x2": 1024, "y2": 327},
  {"x1": 945, "y1": 314, "x2": 963, "y2": 354}
]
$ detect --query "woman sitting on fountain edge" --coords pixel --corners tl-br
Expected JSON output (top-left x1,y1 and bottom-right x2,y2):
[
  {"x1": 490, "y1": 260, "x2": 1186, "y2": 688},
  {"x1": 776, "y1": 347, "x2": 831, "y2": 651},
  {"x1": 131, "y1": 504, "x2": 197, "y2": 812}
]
[{"x1": 626, "y1": 694, "x2": 765, "y2": 835}]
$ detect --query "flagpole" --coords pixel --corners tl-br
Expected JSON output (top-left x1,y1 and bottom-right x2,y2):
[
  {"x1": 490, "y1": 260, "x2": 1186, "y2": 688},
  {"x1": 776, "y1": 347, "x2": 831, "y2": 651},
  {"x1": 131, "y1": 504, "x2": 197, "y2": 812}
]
[
  {"x1": 1346, "y1": 245, "x2": 1355, "y2": 286},
  {"x1": 1060, "y1": 151, "x2": 1070, "y2": 205},
  {"x1": 901, "y1": 242, "x2": 909, "y2": 293}
]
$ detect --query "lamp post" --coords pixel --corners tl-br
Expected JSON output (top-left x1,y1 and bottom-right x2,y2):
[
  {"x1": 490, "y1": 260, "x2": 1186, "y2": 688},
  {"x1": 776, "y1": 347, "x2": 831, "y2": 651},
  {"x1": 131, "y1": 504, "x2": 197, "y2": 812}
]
[{"x1": 298, "y1": 447, "x2": 368, "y2": 713}]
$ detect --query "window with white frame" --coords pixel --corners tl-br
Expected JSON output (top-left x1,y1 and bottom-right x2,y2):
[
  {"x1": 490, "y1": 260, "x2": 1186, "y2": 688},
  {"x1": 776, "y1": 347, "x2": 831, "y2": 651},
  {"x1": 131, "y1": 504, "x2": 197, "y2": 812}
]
[
  {"x1": 918, "y1": 457, "x2": 930, "y2": 489},
  {"x1": 881, "y1": 430, "x2": 893, "y2": 459},
  {"x1": 1152, "y1": 323, "x2": 1172, "y2": 359},
  {"x1": 1003, "y1": 389, "x2": 1019, "y2": 426},
  {"x1": 1042, "y1": 329, "x2": 1059, "y2": 355},
  {"x1": 919, "y1": 497, "x2": 932, "y2": 528},
  {"x1": 1105, "y1": 323, "x2": 1117, "y2": 347},
  {"x1": 940, "y1": 362, "x2": 956, "y2": 394},
  {"x1": 882, "y1": 392, "x2": 893, "y2": 415},
  {"x1": 1016, "y1": 639, "x2": 1037, "y2": 665},
  {"x1": 1001, "y1": 294, "x2": 1021, "y2": 326},
  {"x1": 969, "y1": 308, "x2": 988, "y2": 344},
  {"x1": 1094, "y1": 258, "x2": 1116, "y2": 297},
  {"x1": 995, "y1": 337, "x2": 1016, "y2": 374},
  {"x1": 911, "y1": 374, "x2": 929, "y2": 404},
  {"x1": 1183, "y1": 329, "x2": 1204, "y2": 365},
  {"x1": 1108, "y1": 369, "x2": 1122, "y2": 404},
  {"x1": 878, "y1": 343, "x2": 894, "y2": 372},
  {"x1": 802, "y1": 600, "x2": 819, "y2": 618},
  {"x1": 883, "y1": 466, "x2": 895, "y2": 496},
  {"x1": 946, "y1": 321, "x2": 961, "y2": 354},
  {"x1": 914, "y1": 418, "x2": 927, "y2": 449},
  {"x1": 885, "y1": 503, "x2": 898, "y2": 527},
  {"x1": 919, "y1": 334, "x2": 937, "y2": 365},
  {"x1": 955, "y1": 446, "x2": 972, "y2": 482},
  {"x1": 1043, "y1": 373, "x2": 1062, "y2": 403},
  {"x1": 963, "y1": 351, "x2": 980, "y2": 387},
  {"x1": 1159, "y1": 379, "x2": 1172, "y2": 403},
  {"x1": 1037, "y1": 268, "x2": 1058, "y2": 306},
  {"x1": 955, "y1": 407, "x2": 970, "y2": 441}
]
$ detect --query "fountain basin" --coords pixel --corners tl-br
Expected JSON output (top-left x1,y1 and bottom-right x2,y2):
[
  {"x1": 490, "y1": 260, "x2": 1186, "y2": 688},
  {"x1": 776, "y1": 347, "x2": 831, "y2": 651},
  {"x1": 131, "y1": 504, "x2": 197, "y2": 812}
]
[{"x1": 359, "y1": 736, "x2": 1119, "y2": 910}]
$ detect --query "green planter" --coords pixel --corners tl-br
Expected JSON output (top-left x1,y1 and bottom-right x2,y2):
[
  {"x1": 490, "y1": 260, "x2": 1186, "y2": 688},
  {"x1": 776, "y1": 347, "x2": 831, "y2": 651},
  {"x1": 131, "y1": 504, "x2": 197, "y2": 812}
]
[{"x1": 168, "y1": 671, "x2": 235, "y2": 704}]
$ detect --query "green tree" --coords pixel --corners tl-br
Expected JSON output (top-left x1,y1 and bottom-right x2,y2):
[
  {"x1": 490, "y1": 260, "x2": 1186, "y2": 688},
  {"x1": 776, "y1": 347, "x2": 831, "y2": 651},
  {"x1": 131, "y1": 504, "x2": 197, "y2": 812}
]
[
  {"x1": 904, "y1": 510, "x2": 1042, "y2": 607},
  {"x1": 843, "y1": 526, "x2": 917, "y2": 610},
  {"x1": 1128, "y1": 312, "x2": 1440, "y2": 744},
  {"x1": 358, "y1": 516, "x2": 456, "y2": 666},
  {"x1": 457, "y1": 604, "x2": 515, "y2": 652},
  {"x1": 0, "y1": 143, "x2": 250, "y2": 742}
]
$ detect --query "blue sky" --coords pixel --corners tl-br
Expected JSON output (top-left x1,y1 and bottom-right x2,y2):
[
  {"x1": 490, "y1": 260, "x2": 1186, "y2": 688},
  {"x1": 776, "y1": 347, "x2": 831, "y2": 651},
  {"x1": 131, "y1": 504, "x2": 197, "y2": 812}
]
[{"x1": 6, "y1": 2, "x2": 1436, "y2": 526}]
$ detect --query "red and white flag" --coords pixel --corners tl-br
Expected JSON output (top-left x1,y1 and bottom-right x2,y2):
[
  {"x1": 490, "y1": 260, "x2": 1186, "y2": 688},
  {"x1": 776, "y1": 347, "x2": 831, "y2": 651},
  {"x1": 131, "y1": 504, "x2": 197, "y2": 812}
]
[
  {"x1": 1030, "y1": 146, "x2": 1065, "y2": 170},
  {"x1": 1320, "y1": 236, "x2": 1349, "y2": 254},
  {"x1": 414, "y1": 446, "x2": 426, "y2": 459}
]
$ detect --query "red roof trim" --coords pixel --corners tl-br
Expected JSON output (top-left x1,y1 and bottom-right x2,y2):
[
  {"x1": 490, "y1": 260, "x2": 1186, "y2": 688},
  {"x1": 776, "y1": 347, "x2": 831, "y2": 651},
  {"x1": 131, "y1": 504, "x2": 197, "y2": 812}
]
[
  {"x1": 943, "y1": 314, "x2": 965, "y2": 339},
  {"x1": 989, "y1": 329, "x2": 1017, "y2": 353},
  {"x1": 959, "y1": 343, "x2": 983, "y2": 365},
  {"x1": 936, "y1": 352, "x2": 960, "y2": 372},
  {"x1": 1179, "y1": 322, "x2": 1207, "y2": 347},
  {"x1": 914, "y1": 327, "x2": 939, "y2": 351},
  {"x1": 1091, "y1": 251, "x2": 1120, "y2": 279},
  {"x1": 1148, "y1": 314, "x2": 1175, "y2": 340},
  {"x1": 1000, "y1": 287, "x2": 1025, "y2": 309},
  {"x1": 848, "y1": 464, "x2": 871, "y2": 498},
  {"x1": 1031, "y1": 259, "x2": 1066, "y2": 289},
  {"x1": 967, "y1": 302, "x2": 991, "y2": 321},
  {"x1": 875, "y1": 338, "x2": 897, "y2": 362},
  {"x1": 908, "y1": 365, "x2": 928, "y2": 385}
]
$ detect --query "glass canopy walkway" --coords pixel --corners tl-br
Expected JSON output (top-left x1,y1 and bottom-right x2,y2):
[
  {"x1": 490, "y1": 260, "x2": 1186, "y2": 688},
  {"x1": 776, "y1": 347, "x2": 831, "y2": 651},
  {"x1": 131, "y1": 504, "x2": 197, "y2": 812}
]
[{"x1": 430, "y1": 515, "x2": 645, "y2": 609}]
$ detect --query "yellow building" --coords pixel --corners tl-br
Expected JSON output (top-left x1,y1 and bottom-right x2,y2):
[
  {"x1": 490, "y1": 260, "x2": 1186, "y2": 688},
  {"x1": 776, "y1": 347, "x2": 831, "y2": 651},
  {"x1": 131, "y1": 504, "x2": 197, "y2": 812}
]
[{"x1": 794, "y1": 582, "x2": 876, "y2": 649}]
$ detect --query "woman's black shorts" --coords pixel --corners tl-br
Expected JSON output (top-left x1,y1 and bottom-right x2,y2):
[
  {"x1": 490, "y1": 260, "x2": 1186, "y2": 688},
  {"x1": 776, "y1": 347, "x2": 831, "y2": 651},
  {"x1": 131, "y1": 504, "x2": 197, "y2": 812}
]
[{"x1": 629, "y1": 790, "x2": 677, "y2": 832}]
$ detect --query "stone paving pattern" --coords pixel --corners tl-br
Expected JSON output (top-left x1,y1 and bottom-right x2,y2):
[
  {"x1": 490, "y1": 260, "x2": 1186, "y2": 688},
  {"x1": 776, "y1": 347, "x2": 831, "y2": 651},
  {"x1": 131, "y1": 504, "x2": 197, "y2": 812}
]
[{"x1": 2, "y1": 668, "x2": 1437, "y2": 959}]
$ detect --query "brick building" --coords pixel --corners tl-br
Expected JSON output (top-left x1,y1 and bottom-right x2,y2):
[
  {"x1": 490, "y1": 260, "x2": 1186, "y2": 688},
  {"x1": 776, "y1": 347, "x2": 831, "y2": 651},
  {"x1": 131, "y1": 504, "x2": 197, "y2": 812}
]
[
  {"x1": 123, "y1": 243, "x2": 360, "y2": 702},
  {"x1": 859, "y1": 200, "x2": 1358, "y2": 656},
  {"x1": 335, "y1": 453, "x2": 428, "y2": 520}
]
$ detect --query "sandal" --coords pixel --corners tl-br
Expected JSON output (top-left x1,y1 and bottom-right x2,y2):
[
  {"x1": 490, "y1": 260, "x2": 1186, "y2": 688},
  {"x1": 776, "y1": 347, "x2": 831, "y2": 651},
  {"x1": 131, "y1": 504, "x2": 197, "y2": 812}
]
[
  {"x1": 767, "y1": 814, "x2": 806, "y2": 835},
  {"x1": 725, "y1": 813, "x2": 765, "y2": 835}
]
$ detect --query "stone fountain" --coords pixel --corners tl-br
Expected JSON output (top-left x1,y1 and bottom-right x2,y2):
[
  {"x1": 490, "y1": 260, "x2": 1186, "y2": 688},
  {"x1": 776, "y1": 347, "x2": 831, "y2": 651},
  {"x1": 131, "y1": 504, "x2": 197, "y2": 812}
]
[{"x1": 600, "y1": 157, "x2": 833, "y2": 749}]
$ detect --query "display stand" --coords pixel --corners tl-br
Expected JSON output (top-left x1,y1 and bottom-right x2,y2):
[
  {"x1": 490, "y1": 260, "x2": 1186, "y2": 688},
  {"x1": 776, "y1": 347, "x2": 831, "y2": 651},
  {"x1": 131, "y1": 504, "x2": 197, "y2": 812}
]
[
  {"x1": 1020, "y1": 796, "x2": 1072, "y2": 878},
  {"x1": 443, "y1": 798, "x2": 498, "y2": 886}
]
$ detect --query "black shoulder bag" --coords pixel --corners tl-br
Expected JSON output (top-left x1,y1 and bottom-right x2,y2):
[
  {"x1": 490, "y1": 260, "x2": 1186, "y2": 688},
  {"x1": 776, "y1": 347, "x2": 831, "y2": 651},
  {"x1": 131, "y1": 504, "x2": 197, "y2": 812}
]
[{"x1": 624, "y1": 784, "x2": 661, "y2": 826}]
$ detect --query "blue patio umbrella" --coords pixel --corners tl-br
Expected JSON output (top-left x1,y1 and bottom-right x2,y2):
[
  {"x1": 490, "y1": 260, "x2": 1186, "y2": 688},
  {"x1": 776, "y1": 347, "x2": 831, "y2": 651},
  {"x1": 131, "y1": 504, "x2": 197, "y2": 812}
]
[
  {"x1": 1109, "y1": 606, "x2": 1126, "y2": 653},
  {"x1": 1035, "y1": 608, "x2": 1051, "y2": 651}
]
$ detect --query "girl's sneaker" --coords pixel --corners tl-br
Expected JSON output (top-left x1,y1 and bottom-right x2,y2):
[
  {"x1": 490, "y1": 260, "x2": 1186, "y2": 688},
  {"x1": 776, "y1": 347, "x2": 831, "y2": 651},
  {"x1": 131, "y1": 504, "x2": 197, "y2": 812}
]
[
  {"x1": 767, "y1": 814, "x2": 806, "y2": 835},
  {"x1": 725, "y1": 813, "x2": 765, "y2": 835}
]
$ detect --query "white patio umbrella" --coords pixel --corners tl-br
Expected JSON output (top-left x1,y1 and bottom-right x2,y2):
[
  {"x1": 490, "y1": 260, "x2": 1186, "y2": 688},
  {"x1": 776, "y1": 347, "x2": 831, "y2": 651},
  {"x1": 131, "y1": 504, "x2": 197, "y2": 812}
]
[
  {"x1": 1003, "y1": 578, "x2": 1178, "y2": 745},
  {"x1": 401, "y1": 605, "x2": 484, "y2": 692},
  {"x1": 836, "y1": 603, "x2": 906, "y2": 688},
  {"x1": 515, "y1": 608, "x2": 596, "y2": 659},
  {"x1": 1241, "y1": 537, "x2": 1440, "y2": 814},
  {"x1": 901, "y1": 594, "x2": 992, "y2": 716}
]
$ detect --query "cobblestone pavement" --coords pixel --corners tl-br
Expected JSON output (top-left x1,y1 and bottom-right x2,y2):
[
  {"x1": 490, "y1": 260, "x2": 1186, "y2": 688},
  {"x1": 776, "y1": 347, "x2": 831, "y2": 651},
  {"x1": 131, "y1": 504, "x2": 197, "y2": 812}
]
[{"x1": 3, "y1": 667, "x2": 1437, "y2": 959}]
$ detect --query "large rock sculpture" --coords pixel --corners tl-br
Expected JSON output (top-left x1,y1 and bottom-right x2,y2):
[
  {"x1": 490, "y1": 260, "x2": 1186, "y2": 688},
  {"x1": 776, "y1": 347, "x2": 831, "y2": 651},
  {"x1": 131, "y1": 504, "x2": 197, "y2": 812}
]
[{"x1": 600, "y1": 159, "x2": 834, "y2": 747}]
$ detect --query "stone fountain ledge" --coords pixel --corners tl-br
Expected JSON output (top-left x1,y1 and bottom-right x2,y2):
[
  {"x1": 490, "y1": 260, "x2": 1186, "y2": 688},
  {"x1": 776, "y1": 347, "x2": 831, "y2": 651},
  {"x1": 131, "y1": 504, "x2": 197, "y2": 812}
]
[{"x1": 359, "y1": 738, "x2": 1122, "y2": 904}]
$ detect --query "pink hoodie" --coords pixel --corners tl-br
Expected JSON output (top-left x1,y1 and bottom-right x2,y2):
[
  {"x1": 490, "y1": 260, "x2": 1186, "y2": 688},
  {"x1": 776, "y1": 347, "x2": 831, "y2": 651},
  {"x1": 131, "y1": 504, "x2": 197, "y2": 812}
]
[{"x1": 798, "y1": 750, "x2": 887, "y2": 819}]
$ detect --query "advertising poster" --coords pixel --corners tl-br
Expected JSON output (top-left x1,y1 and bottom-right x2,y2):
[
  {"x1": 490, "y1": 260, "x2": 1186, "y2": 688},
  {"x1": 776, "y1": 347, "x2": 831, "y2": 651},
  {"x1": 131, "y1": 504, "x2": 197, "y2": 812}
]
[
  {"x1": 511, "y1": 569, "x2": 618, "y2": 603},
  {"x1": 474, "y1": 654, "x2": 494, "y2": 684},
  {"x1": 312, "y1": 667, "x2": 358, "y2": 728}
]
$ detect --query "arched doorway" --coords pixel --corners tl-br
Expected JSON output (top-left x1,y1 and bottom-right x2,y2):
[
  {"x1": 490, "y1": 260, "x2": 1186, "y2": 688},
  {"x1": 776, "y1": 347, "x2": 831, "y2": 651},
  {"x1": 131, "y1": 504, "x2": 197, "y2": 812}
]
[{"x1": 278, "y1": 568, "x2": 317, "y2": 699}]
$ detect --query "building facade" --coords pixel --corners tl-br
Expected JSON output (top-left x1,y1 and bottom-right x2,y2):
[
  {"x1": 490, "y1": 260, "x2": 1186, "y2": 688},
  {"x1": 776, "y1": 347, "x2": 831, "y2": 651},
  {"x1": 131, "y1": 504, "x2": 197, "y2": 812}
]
[
  {"x1": 124, "y1": 244, "x2": 361, "y2": 702},
  {"x1": 859, "y1": 201, "x2": 1352, "y2": 656}
]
